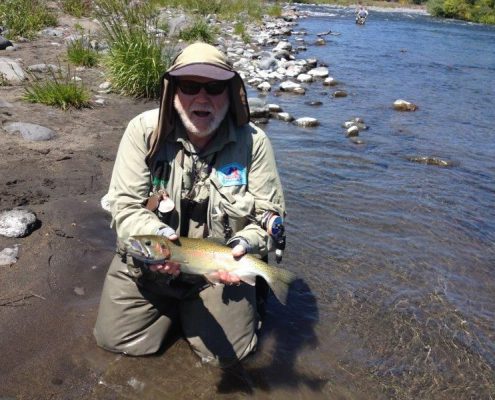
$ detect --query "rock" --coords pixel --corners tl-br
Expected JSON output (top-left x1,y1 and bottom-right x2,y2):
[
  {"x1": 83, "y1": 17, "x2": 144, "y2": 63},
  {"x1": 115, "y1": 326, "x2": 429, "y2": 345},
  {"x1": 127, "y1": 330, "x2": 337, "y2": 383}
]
[
  {"x1": 294, "y1": 117, "x2": 319, "y2": 127},
  {"x1": 0, "y1": 245, "x2": 19, "y2": 266},
  {"x1": 267, "y1": 104, "x2": 283, "y2": 112},
  {"x1": 0, "y1": 57, "x2": 25, "y2": 82},
  {"x1": 323, "y1": 77, "x2": 337, "y2": 86},
  {"x1": 101, "y1": 193, "x2": 111, "y2": 212},
  {"x1": 0, "y1": 208, "x2": 37, "y2": 238},
  {"x1": 279, "y1": 80, "x2": 302, "y2": 92},
  {"x1": 314, "y1": 38, "x2": 326, "y2": 46},
  {"x1": 406, "y1": 156, "x2": 453, "y2": 167},
  {"x1": 271, "y1": 112, "x2": 294, "y2": 122},
  {"x1": 0, "y1": 35, "x2": 13, "y2": 50},
  {"x1": 0, "y1": 99, "x2": 13, "y2": 108},
  {"x1": 257, "y1": 82, "x2": 271, "y2": 92},
  {"x1": 394, "y1": 99, "x2": 418, "y2": 111},
  {"x1": 273, "y1": 41, "x2": 292, "y2": 52},
  {"x1": 27, "y1": 64, "x2": 60, "y2": 73},
  {"x1": 346, "y1": 126, "x2": 360, "y2": 137},
  {"x1": 349, "y1": 137, "x2": 365, "y2": 145},
  {"x1": 308, "y1": 67, "x2": 329, "y2": 78},
  {"x1": 297, "y1": 73, "x2": 313, "y2": 83},
  {"x1": 4, "y1": 122, "x2": 56, "y2": 141},
  {"x1": 305, "y1": 100, "x2": 322, "y2": 106},
  {"x1": 333, "y1": 90, "x2": 348, "y2": 98}
]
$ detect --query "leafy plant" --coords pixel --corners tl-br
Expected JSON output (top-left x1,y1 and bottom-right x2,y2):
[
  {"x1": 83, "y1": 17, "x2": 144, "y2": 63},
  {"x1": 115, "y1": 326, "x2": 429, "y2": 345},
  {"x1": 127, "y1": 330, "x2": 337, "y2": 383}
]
[
  {"x1": 23, "y1": 68, "x2": 91, "y2": 110},
  {"x1": 0, "y1": 0, "x2": 57, "y2": 39}
]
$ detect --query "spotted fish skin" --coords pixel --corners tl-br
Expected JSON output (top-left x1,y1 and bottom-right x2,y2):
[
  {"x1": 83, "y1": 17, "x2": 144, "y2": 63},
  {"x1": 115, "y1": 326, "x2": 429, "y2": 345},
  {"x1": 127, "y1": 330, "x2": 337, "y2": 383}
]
[{"x1": 127, "y1": 235, "x2": 296, "y2": 305}]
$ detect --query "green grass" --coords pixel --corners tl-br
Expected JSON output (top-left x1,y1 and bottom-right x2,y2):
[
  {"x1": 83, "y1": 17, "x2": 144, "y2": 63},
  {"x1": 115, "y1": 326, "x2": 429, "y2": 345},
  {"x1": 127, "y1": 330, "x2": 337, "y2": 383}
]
[
  {"x1": 234, "y1": 21, "x2": 251, "y2": 44},
  {"x1": 0, "y1": 0, "x2": 57, "y2": 39},
  {"x1": 153, "y1": 0, "x2": 263, "y2": 21},
  {"x1": 67, "y1": 37, "x2": 100, "y2": 67},
  {"x1": 94, "y1": 0, "x2": 175, "y2": 98},
  {"x1": 60, "y1": 0, "x2": 93, "y2": 18},
  {"x1": 23, "y1": 69, "x2": 92, "y2": 110},
  {"x1": 178, "y1": 18, "x2": 218, "y2": 43}
]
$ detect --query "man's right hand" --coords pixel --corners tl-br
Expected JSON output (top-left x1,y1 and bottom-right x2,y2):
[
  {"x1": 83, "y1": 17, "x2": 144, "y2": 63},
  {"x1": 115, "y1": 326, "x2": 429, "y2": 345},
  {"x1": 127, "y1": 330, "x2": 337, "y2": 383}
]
[{"x1": 153, "y1": 226, "x2": 179, "y2": 275}]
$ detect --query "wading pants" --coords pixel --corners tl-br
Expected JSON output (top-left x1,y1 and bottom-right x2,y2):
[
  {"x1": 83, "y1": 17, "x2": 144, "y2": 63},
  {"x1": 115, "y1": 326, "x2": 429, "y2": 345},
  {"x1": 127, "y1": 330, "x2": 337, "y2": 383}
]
[{"x1": 93, "y1": 254, "x2": 258, "y2": 367}]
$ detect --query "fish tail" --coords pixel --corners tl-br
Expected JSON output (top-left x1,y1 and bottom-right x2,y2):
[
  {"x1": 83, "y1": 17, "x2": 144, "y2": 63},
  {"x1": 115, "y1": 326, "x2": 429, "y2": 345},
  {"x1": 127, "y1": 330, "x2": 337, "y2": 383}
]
[{"x1": 265, "y1": 268, "x2": 296, "y2": 306}]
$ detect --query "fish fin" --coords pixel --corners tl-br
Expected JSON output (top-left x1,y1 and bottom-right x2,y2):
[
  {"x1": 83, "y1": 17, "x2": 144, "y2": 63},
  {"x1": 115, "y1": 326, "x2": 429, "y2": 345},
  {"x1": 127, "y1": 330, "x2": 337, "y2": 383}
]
[
  {"x1": 266, "y1": 279, "x2": 290, "y2": 306},
  {"x1": 236, "y1": 273, "x2": 256, "y2": 286},
  {"x1": 264, "y1": 268, "x2": 297, "y2": 305}
]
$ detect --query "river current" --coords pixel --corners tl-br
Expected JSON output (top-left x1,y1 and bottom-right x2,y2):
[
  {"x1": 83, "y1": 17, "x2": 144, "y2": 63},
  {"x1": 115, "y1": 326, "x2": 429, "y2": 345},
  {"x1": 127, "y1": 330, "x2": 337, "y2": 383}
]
[{"x1": 258, "y1": 5, "x2": 495, "y2": 399}]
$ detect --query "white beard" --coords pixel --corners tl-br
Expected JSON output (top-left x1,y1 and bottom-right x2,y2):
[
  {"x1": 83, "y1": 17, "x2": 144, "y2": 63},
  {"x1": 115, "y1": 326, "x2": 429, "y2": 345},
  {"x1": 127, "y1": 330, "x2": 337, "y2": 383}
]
[{"x1": 174, "y1": 97, "x2": 229, "y2": 138}]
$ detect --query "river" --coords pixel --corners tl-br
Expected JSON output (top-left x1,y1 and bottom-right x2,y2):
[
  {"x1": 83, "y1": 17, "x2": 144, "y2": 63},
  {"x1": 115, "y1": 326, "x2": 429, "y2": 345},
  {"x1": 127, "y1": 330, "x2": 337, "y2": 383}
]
[{"x1": 260, "y1": 5, "x2": 495, "y2": 399}]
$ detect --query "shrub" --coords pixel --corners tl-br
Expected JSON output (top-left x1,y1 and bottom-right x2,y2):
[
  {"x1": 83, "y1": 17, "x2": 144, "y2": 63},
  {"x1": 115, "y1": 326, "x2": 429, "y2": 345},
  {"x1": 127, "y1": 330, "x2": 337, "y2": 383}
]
[
  {"x1": 23, "y1": 69, "x2": 92, "y2": 110},
  {"x1": 0, "y1": 0, "x2": 57, "y2": 39}
]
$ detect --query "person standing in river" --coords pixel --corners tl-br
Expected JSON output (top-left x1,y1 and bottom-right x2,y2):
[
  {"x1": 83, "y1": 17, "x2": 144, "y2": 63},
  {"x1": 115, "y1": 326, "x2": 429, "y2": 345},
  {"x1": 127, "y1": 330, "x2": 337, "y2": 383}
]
[{"x1": 93, "y1": 42, "x2": 286, "y2": 367}]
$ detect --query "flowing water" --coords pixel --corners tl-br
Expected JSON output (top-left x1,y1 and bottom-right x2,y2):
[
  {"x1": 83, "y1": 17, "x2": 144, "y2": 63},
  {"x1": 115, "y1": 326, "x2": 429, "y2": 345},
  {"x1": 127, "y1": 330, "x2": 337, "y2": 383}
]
[
  {"x1": 257, "y1": 6, "x2": 495, "y2": 399},
  {"x1": 88, "y1": 8, "x2": 495, "y2": 399}
]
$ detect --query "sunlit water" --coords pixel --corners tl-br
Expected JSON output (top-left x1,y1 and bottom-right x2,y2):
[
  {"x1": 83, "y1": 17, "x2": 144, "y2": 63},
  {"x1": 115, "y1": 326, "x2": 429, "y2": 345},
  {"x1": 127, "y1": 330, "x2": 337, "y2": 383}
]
[{"x1": 254, "y1": 6, "x2": 495, "y2": 399}]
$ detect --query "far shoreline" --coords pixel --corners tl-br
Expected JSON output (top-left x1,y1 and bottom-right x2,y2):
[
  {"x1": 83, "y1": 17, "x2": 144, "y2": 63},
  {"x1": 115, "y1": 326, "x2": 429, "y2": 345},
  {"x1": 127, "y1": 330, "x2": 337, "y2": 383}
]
[{"x1": 297, "y1": 2, "x2": 430, "y2": 15}]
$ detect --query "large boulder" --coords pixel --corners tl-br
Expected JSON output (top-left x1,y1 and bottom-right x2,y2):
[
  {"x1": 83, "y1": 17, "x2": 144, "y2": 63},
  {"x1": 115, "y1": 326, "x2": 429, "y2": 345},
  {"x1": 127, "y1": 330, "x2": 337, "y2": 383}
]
[{"x1": 0, "y1": 57, "x2": 25, "y2": 83}]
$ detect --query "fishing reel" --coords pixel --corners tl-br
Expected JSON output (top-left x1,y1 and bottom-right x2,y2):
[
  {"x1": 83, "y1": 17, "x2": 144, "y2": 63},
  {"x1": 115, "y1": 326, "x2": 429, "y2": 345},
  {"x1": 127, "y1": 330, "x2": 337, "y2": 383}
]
[{"x1": 261, "y1": 211, "x2": 286, "y2": 263}]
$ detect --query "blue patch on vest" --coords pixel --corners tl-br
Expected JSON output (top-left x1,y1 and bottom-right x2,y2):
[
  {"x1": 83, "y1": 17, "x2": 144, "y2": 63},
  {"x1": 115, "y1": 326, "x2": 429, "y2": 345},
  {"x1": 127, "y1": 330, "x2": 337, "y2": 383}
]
[{"x1": 217, "y1": 163, "x2": 247, "y2": 187}]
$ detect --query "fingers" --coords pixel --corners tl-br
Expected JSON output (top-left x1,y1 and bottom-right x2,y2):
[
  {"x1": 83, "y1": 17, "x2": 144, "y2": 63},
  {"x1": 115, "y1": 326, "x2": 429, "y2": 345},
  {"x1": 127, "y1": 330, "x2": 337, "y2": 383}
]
[
  {"x1": 231, "y1": 243, "x2": 247, "y2": 258},
  {"x1": 217, "y1": 269, "x2": 241, "y2": 286},
  {"x1": 149, "y1": 261, "x2": 180, "y2": 276}
]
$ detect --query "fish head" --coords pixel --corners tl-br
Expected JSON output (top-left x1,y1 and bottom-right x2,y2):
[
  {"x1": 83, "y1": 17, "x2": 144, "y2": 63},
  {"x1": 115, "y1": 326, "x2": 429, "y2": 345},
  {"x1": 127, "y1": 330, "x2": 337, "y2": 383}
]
[{"x1": 127, "y1": 235, "x2": 171, "y2": 263}]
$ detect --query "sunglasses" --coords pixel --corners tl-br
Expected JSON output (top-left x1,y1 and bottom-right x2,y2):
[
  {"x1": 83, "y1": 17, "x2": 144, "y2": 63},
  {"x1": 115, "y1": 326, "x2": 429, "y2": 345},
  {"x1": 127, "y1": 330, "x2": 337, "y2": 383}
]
[{"x1": 176, "y1": 80, "x2": 228, "y2": 96}]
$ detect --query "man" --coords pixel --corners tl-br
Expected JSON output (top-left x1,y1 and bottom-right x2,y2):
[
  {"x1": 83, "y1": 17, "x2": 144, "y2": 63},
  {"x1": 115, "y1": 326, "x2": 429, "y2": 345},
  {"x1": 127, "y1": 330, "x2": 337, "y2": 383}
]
[{"x1": 94, "y1": 42, "x2": 286, "y2": 367}]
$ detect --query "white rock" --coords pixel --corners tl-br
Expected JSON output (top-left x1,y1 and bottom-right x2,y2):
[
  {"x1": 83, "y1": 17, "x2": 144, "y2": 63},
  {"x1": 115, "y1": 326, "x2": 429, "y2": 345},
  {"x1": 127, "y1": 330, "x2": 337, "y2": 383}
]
[
  {"x1": 0, "y1": 245, "x2": 19, "y2": 266},
  {"x1": 308, "y1": 67, "x2": 329, "y2": 78},
  {"x1": 257, "y1": 82, "x2": 271, "y2": 92},
  {"x1": 0, "y1": 209, "x2": 37, "y2": 238},
  {"x1": 297, "y1": 73, "x2": 313, "y2": 83},
  {"x1": 294, "y1": 117, "x2": 319, "y2": 127},
  {"x1": 101, "y1": 193, "x2": 112, "y2": 212},
  {"x1": 393, "y1": 99, "x2": 417, "y2": 111},
  {"x1": 279, "y1": 81, "x2": 302, "y2": 92},
  {"x1": 0, "y1": 57, "x2": 25, "y2": 82}
]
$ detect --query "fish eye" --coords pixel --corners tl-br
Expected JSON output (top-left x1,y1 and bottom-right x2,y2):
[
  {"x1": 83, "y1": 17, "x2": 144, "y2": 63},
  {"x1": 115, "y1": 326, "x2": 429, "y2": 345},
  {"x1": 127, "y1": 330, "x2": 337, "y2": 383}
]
[{"x1": 145, "y1": 240, "x2": 152, "y2": 246}]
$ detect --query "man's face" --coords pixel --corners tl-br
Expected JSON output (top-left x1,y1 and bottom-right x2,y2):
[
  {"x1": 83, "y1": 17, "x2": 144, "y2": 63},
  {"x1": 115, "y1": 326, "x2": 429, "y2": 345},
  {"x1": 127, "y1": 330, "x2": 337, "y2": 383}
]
[{"x1": 174, "y1": 76, "x2": 230, "y2": 138}]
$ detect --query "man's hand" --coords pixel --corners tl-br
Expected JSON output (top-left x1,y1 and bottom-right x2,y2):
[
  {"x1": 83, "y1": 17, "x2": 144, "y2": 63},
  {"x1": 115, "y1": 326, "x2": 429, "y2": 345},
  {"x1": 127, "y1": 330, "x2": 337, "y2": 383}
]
[
  {"x1": 153, "y1": 226, "x2": 179, "y2": 275},
  {"x1": 149, "y1": 260, "x2": 181, "y2": 276}
]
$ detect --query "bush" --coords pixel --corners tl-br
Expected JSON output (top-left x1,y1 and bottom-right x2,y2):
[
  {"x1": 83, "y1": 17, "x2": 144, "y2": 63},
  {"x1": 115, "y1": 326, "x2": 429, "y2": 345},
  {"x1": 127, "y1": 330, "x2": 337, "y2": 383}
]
[
  {"x1": 23, "y1": 69, "x2": 92, "y2": 110},
  {"x1": 0, "y1": 0, "x2": 57, "y2": 39}
]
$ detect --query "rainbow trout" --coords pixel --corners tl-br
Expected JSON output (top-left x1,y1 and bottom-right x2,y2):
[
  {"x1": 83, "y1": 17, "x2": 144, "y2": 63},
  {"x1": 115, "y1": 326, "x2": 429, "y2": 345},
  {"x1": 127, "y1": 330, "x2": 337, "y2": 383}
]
[{"x1": 127, "y1": 235, "x2": 296, "y2": 305}]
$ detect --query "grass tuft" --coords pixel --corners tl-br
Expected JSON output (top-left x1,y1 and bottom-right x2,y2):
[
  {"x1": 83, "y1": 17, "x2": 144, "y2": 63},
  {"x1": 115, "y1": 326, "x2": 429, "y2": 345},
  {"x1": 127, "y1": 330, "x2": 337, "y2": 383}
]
[
  {"x1": 67, "y1": 37, "x2": 100, "y2": 67},
  {"x1": 23, "y1": 68, "x2": 92, "y2": 110},
  {"x1": 178, "y1": 18, "x2": 218, "y2": 43},
  {"x1": 93, "y1": 0, "x2": 175, "y2": 98},
  {"x1": 61, "y1": 0, "x2": 93, "y2": 18},
  {"x1": 0, "y1": 0, "x2": 57, "y2": 39}
]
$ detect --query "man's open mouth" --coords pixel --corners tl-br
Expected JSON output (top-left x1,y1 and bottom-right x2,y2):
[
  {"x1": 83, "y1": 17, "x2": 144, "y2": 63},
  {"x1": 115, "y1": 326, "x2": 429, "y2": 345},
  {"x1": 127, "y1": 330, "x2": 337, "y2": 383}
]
[{"x1": 193, "y1": 111, "x2": 211, "y2": 117}]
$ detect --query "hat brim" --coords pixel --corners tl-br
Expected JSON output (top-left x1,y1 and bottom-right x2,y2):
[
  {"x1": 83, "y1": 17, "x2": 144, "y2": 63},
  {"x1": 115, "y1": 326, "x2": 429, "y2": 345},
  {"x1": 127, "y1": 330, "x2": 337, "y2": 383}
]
[{"x1": 168, "y1": 63, "x2": 235, "y2": 81}]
